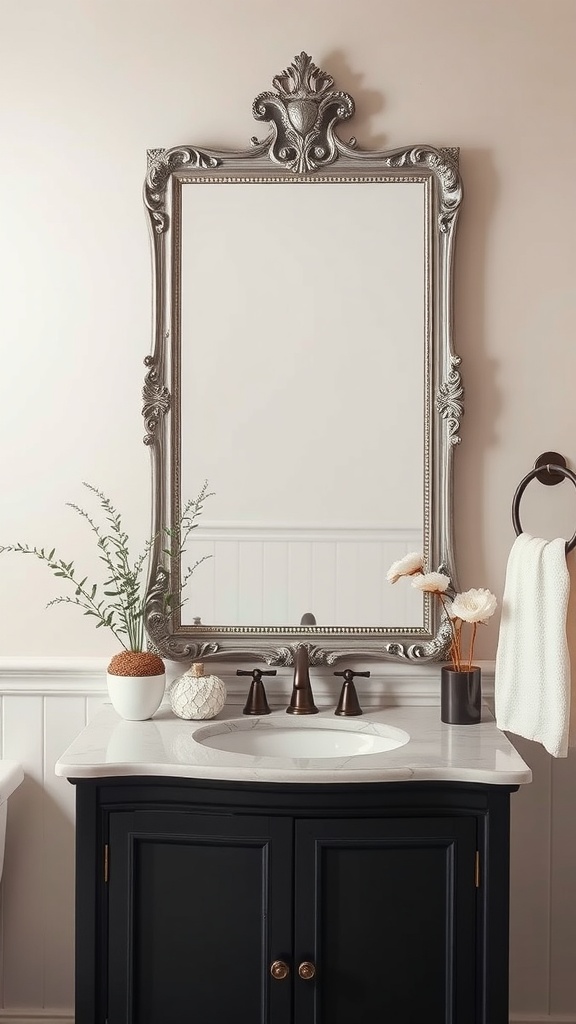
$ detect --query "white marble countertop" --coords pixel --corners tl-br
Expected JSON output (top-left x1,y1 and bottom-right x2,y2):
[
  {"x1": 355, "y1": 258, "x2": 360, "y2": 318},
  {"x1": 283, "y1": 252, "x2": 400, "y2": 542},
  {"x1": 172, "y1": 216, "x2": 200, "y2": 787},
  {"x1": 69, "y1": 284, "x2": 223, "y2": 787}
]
[{"x1": 55, "y1": 702, "x2": 532, "y2": 786}]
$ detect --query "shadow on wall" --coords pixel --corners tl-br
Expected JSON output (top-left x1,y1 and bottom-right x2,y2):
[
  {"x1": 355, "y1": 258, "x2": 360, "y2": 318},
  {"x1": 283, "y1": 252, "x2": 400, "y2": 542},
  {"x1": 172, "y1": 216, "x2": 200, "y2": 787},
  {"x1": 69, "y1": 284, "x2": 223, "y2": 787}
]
[
  {"x1": 453, "y1": 147, "x2": 501, "y2": 657},
  {"x1": 1, "y1": 776, "x2": 76, "y2": 1009},
  {"x1": 318, "y1": 48, "x2": 387, "y2": 151},
  {"x1": 568, "y1": 556, "x2": 576, "y2": 746},
  {"x1": 508, "y1": 551, "x2": 576, "y2": 1019}
]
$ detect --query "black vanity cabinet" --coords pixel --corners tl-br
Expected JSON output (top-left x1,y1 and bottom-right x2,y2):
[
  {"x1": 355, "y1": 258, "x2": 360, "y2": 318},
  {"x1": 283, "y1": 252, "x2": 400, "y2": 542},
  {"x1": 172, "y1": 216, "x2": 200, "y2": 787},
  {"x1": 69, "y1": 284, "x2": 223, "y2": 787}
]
[
  {"x1": 106, "y1": 808, "x2": 293, "y2": 1024},
  {"x1": 74, "y1": 778, "x2": 515, "y2": 1024}
]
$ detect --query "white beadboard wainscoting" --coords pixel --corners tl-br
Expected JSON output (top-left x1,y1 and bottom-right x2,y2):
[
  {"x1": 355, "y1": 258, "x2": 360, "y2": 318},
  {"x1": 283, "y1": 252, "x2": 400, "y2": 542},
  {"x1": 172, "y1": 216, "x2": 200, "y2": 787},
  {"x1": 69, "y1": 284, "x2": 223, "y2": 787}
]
[
  {"x1": 185, "y1": 523, "x2": 424, "y2": 627},
  {"x1": 0, "y1": 659, "x2": 575, "y2": 1023}
]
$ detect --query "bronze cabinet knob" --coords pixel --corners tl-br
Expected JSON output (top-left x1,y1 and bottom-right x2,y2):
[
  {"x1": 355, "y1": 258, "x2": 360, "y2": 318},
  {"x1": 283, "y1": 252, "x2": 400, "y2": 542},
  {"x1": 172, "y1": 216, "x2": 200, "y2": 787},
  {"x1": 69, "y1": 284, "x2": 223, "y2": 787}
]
[
  {"x1": 298, "y1": 961, "x2": 316, "y2": 980},
  {"x1": 270, "y1": 960, "x2": 290, "y2": 980}
]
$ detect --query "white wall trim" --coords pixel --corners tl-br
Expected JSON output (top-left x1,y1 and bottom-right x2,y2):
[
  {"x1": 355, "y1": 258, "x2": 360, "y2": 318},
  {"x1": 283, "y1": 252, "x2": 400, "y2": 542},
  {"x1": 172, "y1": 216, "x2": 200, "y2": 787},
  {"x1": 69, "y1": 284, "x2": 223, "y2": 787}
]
[
  {"x1": 0, "y1": 656, "x2": 496, "y2": 703},
  {"x1": 0, "y1": 657, "x2": 108, "y2": 695},
  {"x1": 194, "y1": 521, "x2": 422, "y2": 542}
]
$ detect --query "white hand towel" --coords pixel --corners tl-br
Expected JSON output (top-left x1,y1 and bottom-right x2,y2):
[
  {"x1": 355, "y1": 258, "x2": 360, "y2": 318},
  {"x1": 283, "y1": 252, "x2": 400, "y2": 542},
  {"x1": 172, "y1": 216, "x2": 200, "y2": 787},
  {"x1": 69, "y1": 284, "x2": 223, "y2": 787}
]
[{"x1": 495, "y1": 533, "x2": 571, "y2": 758}]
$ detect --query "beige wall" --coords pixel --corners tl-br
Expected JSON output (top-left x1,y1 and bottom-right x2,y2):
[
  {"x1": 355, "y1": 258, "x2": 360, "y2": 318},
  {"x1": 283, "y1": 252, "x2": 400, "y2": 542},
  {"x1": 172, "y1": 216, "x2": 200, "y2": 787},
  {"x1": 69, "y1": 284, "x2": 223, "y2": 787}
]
[
  {"x1": 0, "y1": 0, "x2": 574, "y2": 658},
  {"x1": 0, "y1": 1, "x2": 575, "y2": 1021}
]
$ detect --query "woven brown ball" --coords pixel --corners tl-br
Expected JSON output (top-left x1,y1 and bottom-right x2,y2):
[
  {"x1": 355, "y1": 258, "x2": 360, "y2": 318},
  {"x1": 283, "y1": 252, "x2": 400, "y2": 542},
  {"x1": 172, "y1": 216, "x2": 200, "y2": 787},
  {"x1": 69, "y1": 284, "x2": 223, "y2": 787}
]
[{"x1": 107, "y1": 651, "x2": 165, "y2": 677}]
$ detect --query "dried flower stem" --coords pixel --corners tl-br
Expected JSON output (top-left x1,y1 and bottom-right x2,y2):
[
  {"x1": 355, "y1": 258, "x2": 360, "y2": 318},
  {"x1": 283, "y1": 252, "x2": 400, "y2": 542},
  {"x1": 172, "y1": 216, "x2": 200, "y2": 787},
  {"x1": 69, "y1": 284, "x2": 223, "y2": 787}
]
[
  {"x1": 452, "y1": 616, "x2": 463, "y2": 671},
  {"x1": 467, "y1": 622, "x2": 477, "y2": 673}
]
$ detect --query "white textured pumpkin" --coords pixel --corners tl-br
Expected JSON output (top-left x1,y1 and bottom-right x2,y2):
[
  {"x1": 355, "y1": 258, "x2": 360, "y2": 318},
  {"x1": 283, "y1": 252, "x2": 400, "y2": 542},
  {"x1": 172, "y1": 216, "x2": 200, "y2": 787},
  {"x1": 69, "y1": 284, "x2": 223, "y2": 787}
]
[{"x1": 170, "y1": 662, "x2": 227, "y2": 720}]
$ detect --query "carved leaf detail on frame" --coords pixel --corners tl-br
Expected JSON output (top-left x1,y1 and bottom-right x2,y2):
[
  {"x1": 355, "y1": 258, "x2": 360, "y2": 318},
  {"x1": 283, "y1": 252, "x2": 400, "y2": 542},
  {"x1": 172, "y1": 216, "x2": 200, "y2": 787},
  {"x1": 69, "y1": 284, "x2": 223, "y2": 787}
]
[
  {"x1": 144, "y1": 146, "x2": 221, "y2": 233},
  {"x1": 142, "y1": 357, "x2": 170, "y2": 446},
  {"x1": 436, "y1": 355, "x2": 464, "y2": 446},
  {"x1": 382, "y1": 146, "x2": 462, "y2": 234},
  {"x1": 268, "y1": 643, "x2": 343, "y2": 667},
  {"x1": 145, "y1": 566, "x2": 221, "y2": 660}
]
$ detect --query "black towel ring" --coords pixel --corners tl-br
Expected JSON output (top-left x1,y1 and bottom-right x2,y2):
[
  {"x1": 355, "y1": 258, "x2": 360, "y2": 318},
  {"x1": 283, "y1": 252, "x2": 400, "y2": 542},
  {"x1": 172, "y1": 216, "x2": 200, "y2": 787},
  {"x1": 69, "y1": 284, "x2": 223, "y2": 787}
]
[{"x1": 512, "y1": 457, "x2": 576, "y2": 553}]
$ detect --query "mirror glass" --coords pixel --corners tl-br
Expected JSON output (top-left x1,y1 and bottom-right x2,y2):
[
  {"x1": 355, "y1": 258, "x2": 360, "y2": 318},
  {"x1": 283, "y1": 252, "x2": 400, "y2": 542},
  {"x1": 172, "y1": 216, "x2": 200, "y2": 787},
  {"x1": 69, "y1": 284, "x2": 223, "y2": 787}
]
[
  {"x1": 180, "y1": 179, "x2": 425, "y2": 628},
  {"x1": 143, "y1": 52, "x2": 463, "y2": 665}
]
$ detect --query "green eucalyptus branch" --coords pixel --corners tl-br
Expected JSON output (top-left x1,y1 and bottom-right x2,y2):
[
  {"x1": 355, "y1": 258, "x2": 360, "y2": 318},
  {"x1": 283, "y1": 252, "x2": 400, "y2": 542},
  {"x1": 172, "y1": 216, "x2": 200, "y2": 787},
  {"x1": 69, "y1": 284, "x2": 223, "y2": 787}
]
[
  {"x1": 163, "y1": 479, "x2": 215, "y2": 612},
  {"x1": 74, "y1": 484, "x2": 146, "y2": 650}
]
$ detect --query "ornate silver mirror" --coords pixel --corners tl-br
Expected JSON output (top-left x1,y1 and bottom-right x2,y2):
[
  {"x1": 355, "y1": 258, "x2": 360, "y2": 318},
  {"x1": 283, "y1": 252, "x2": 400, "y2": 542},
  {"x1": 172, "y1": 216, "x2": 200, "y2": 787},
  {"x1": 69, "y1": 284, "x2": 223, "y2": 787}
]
[{"x1": 143, "y1": 52, "x2": 463, "y2": 665}]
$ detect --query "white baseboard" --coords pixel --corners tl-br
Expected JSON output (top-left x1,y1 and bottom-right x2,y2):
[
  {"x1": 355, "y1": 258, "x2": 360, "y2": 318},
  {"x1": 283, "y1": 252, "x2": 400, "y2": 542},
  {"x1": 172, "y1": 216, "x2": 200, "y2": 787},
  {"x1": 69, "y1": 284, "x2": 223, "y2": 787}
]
[{"x1": 0, "y1": 1014, "x2": 73, "y2": 1024}]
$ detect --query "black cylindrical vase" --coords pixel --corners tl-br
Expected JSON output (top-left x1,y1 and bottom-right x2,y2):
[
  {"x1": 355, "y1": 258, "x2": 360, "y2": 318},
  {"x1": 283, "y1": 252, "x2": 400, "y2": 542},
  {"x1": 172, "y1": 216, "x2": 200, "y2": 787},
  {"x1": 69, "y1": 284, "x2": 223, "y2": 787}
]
[{"x1": 441, "y1": 666, "x2": 481, "y2": 725}]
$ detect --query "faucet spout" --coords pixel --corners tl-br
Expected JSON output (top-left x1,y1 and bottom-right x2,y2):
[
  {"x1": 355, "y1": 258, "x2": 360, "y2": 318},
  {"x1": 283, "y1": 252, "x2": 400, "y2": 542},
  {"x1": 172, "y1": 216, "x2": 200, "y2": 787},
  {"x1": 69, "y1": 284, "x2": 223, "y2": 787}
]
[{"x1": 286, "y1": 645, "x2": 319, "y2": 715}]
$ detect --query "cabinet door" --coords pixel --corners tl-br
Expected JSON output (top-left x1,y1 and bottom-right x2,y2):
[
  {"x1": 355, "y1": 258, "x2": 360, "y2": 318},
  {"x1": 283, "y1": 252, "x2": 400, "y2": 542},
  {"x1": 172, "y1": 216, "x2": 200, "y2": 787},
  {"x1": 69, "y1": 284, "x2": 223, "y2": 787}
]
[
  {"x1": 295, "y1": 816, "x2": 478, "y2": 1024},
  {"x1": 107, "y1": 810, "x2": 292, "y2": 1024}
]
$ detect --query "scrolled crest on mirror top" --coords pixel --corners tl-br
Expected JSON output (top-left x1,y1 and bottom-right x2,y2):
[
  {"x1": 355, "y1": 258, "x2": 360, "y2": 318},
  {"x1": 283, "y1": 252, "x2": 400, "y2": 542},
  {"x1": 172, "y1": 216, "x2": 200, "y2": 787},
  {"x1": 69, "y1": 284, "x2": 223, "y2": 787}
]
[
  {"x1": 142, "y1": 53, "x2": 462, "y2": 228},
  {"x1": 251, "y1": 51, "x2": 355, "y2": 174}
]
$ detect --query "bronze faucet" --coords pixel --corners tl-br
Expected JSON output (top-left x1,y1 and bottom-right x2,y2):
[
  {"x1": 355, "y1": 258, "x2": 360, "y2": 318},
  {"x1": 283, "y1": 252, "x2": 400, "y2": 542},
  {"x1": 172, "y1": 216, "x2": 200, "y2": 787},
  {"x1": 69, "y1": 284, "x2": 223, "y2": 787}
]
[{"x1": 286, "y1": 644, "x2": 318, "y2": 715}]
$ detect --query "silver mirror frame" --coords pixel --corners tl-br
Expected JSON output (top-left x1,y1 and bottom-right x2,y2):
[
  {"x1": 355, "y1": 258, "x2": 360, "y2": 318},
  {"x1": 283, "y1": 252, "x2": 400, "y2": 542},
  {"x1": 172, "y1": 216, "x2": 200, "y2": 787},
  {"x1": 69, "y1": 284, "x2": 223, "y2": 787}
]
[{"x1": 142, "y1": 52, "x2": 464, "y2": 666}]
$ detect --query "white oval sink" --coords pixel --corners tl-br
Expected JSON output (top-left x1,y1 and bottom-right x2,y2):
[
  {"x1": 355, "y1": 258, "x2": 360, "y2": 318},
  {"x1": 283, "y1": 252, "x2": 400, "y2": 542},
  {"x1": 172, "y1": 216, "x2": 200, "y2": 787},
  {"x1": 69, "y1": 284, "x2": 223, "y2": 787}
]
[{"x1": 194, "y1": 720, "x2": 409, "y2": 759}]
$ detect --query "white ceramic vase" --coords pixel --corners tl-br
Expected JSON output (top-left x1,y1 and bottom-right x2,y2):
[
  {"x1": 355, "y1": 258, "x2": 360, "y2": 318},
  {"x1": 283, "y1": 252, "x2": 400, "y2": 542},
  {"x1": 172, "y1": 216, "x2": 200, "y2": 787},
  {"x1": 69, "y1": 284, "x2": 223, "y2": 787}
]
[
  {"x1": 170, "y1": 662, "x2": 226, "y2": 720},
  {"x1": 107, "y1": 673, "x2": 166, "y2": 721}
]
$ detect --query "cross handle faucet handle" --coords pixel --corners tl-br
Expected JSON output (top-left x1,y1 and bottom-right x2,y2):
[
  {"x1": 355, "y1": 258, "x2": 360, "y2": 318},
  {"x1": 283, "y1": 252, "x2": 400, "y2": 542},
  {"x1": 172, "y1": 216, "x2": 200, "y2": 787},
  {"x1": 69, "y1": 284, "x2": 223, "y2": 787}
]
[{"x1": 236, "y1": 669, "x2": 277, "y2": 679}]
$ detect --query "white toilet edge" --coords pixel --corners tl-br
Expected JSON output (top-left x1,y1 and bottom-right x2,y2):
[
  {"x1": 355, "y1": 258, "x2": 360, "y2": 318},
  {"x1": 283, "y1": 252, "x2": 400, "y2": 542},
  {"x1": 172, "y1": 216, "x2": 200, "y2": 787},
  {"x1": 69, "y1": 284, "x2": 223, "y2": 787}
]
[
  {"x1": 0, "y1": 761, "x2": 23, "y2": 883},
  {"x1": 0, "y1": 761, "x2": 24, "y2": 804}
]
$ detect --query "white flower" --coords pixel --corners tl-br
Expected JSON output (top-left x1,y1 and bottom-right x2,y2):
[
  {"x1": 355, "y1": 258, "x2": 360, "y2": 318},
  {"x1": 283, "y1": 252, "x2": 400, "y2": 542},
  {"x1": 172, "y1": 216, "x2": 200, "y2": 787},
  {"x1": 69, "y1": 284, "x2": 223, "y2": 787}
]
[
  {"x1": 411, "y1": 571, "x2": 451, "y2": 594},
  {"x1": 386, "y1": 552, "x2": 424, "y2": 583},
  {"x1": 450, "y1": 588, "x2": 497, "y2": 624}
]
